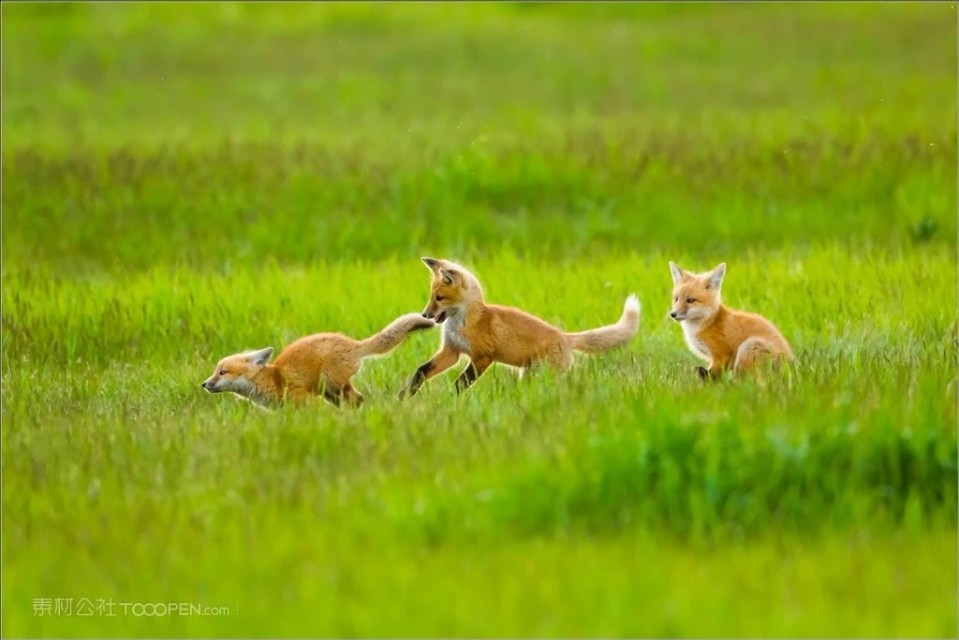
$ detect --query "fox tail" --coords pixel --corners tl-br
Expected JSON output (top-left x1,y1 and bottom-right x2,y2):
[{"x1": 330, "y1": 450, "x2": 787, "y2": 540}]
[
  {"x1": 565, "y1": 295, "x2": 640, "y2": 354},
  {"x1": 356, "y1": 313, "x2": 435, "y2": 357}
]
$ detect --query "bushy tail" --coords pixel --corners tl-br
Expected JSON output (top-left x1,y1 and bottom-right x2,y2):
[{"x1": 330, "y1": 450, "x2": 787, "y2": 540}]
[
  {"x1": 565, "y1": 295, "x2": 640, "y2": 354},
  {"x1": 734, "y1": 337, "x2": 793, "y2": 372},
  {"x1": 356, "y1": 313, "x2": 435, "y2": 357}
]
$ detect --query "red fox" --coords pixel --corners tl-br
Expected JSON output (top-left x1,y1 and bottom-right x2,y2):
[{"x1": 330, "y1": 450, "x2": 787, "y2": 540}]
[
  {"x1": 202, "y1": 313, "x2": 434, "y2": 407},
  {"x1": 399, "y1": 257, "x2": 640, "y2": 397},
  {"x1": 668, "y1": 261, "x2": 793, "y2": 380}
]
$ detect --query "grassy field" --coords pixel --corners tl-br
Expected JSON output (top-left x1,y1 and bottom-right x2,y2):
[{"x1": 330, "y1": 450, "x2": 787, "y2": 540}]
[{"x1": 2, "y1": 3, "x2": 957, "y2": 637}]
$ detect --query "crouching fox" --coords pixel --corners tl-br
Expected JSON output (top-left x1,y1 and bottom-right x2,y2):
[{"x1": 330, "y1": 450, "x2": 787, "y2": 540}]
[
  {"x1": 668, "y1": 261, "x2": 793, "y2": 380},
  {"x1": 202, "y1": 313, "x2": 434, "y2": 407}
]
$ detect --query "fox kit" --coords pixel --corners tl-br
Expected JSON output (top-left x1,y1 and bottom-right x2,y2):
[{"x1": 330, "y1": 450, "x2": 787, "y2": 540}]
[
  {"x1": 668, "y1": 261, "x2": 793, "y2": 380},
  {"x1": 202, "y1": 313, "x2": 434, "y2": 407},
  {"x1": 399, "y1": 257, "x2": 640, "y2": 397}
]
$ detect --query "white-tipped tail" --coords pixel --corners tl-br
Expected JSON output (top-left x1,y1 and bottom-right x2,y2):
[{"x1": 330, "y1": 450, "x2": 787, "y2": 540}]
[{"x1": 565, "y1": 294, "x2": 641, "y2": 354}]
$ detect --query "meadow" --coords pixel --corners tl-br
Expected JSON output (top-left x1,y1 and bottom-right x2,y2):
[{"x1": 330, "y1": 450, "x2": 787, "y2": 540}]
[{"x1": 2, "y1": 3, "x2": 957, "y2": 637}]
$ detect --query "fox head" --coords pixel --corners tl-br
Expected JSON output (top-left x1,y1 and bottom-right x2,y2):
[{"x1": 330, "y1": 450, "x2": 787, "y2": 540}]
[
  {"x1": 419, "y1": 257, "x2": 483, "y2": 324},
  {"x1": 201, "y1": 347, "x2": 274, "y2": 397},
  {"x1": 668, "y1": 262, "x2": 726, "y2": 324}
]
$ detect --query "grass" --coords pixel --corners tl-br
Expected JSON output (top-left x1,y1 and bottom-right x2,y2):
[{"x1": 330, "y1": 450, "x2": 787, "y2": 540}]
[{"x1": 2, "y1": 2, "x2": 957, "y2": 638}]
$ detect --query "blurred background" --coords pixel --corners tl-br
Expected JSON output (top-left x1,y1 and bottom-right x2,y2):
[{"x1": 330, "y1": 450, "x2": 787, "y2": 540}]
[{"x1": 3, "y1": 2, "x2": 955, "y2": 272}]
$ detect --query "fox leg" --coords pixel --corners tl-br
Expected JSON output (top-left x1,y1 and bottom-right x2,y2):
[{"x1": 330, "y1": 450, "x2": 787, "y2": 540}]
[
  {"x1": 399, "y1": 345, "x2": 460, "y2": 399},
  {"x1": 696, "y1": 366, "x2": 724, "y2": 381},
  {"x1": 283, "y1": 387, "x2": 317, "y2": 404},
  {"x1": 543, "y1": 345, "x2": 575, "y2": 373},
  {"x1": 320, "y1": 382, "x2": 364, "y2": 408},
  {"x1": 340, "y1": 383, "x2": 365, "y2": 407},
  {"x1": 519, "y1": 361, "x2": 538, "y2": 380},
  {"x1": 698, "y1": 357, "x2": 731, "y2": 382},
  {"x1": 322, "y1": 386, "x2": 342, "y2": 407},
  {"x1": 455, "y1": 355, "x2": 492, "y2": 394}
]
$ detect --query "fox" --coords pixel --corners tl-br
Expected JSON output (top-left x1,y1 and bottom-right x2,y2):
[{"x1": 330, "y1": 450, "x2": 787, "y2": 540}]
[
  {"x1": 201, "y1": 313, "x2": 434, "y2": 407},
  {"x1": 398, "y1": 257, "x2": 641, "y2": 397},
  {"x1": 668, "y1": 261, "x2": 793, "y2": 380}
]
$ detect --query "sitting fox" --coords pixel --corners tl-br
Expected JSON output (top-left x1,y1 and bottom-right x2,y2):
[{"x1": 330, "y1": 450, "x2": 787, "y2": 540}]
[
  {"x1": 202, "y1": 313, "x2": 433, "y2": 407},
  {"x1": 668, "y1": 261, "x2": 793, "y2": 380},
  {"x1": 399, "y1": 257, "x2": 640, "y2": 397}
]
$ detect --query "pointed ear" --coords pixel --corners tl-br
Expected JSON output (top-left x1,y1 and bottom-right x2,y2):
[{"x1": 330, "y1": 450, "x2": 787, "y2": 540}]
[
  {"x1": 669, "y1": 261, "x2": 687, "y2": 285},
  {"x1": 422, "y1": 257, "x2": 440, "y2": 272},
  {"x1": 247, "y1": 347, "x2": 274, "y2": 366},
  {"x1": 706, "y1": 263, "x2": 726, "y2": 290},
  {"x1": 439, "y1": 268, "x2": 455, "y2": 285}
]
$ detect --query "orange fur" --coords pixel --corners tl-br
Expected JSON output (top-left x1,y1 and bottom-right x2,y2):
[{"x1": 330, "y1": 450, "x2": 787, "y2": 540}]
[
  {"x1": 202, "y1": 313, "x2": 434, "y2": 407},
  {"x1": 668, "y1": 261, "x2": 793, "y2": 380},
  {"x1": 399, "y1": 257, "x2": 640, "y2": 397}
]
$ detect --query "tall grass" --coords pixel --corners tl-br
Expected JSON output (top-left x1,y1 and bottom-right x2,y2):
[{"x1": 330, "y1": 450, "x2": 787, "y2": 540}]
[{"x1": 2, "y1": 3, "x2": 956, "y2": 637}]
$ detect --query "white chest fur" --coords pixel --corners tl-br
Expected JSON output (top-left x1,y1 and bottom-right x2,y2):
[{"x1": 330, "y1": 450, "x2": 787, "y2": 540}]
[
  {"x1": 682, "y1": 322, "x2": 711, "y2": 362},
  {"x1": 442, "y1": 311, "x2": 471, "y2": 354}
]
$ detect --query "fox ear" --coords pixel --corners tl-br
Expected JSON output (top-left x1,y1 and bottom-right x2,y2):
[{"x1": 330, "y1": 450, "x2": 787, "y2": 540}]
[
  {"x1": 669, "y1": 261, "x2": 687, "y2": 285},
  {"x1": 247, "y1": 347, "x2": 274, "y2": 366},
  {"x1": 439, "y1": 268, "x2": 455, "y2": 285},
  {"x1": 422, "y1": 257, "x2": 440, "y2": 272},
  {"x1": 706, "y1": 263, "x2": 726, "y2": 289}
]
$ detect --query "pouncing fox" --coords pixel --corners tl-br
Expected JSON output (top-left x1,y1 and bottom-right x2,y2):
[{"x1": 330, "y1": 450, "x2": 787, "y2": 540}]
[
  {"x1": 202, "y1": 313, "x2": 434, "y2": 407},
  {"x1": 399, "y1": 257, "x2": 640, "y2": 397}
]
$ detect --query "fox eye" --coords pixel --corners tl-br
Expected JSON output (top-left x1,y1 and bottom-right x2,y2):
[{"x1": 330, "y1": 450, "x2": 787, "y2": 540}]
[
  {"x1": 218, "y1": 369, "x2": 227, "y2": 376},
  {"x1": 435, "y1": 295, "x2": 445, "y2": 302},
  {"x1": 686, "y1": 297, "x2": 696, "y2": 304}
]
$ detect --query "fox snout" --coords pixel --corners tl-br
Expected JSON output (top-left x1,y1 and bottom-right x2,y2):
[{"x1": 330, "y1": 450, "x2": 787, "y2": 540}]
[
  {"x1": 201, "y1": 377, "x2": 226, "y2": 393},
  {"x1": 422, "y1": 301, "x2": 450, "y2": 324}
]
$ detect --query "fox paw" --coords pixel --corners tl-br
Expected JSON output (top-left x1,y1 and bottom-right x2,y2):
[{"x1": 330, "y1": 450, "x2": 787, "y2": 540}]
[{"x1": 695, "y1": 366, "x2": 710, "y2": 381}]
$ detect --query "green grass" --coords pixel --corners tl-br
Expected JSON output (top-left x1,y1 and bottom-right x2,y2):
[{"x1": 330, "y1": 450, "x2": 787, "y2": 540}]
[{"x1": 2, "y1": 3, "x2": 957, "y2": 638}]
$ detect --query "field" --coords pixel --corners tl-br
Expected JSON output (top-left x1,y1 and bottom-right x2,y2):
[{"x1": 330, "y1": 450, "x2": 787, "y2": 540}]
[{"x1": 2, "y1": 3, "x2": 957, "y2": 637}]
